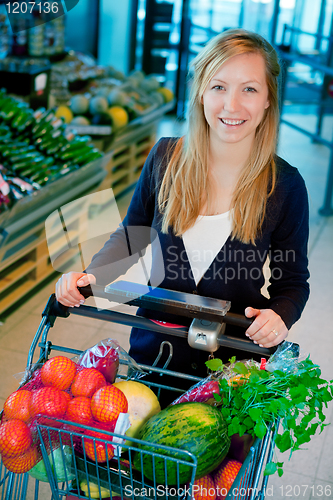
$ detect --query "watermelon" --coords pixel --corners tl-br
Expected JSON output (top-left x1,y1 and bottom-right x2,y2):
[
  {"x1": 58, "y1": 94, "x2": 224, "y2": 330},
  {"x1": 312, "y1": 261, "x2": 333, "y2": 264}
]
[{"x1": 133, "y1": 402, "x2": 230, "y2": 485}]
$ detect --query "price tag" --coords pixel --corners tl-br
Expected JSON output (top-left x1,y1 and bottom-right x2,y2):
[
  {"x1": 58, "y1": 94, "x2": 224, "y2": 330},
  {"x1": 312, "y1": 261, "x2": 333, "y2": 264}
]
[{"x1": 67, "y1": 125, "x2": 112, "y2": 136}]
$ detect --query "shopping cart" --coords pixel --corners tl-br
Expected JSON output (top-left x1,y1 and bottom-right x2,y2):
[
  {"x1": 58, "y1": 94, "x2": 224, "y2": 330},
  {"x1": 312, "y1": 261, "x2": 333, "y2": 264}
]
[{"x1": 1, "y1": 281, "x2": 287, "y2": 500}]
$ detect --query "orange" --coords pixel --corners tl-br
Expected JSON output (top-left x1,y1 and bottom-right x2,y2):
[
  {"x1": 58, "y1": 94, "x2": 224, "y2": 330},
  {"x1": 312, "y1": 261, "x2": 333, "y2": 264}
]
[
  {"x1": 214, "y1": 458, "x2": 242, "y2": 500},
  {"x1": 29, "y1": 386, "x2": 69, "y2": 419},
  {"x1": 3, "y1": 390, "x2": 32, "y2": 422},
  {"x1": 0, "y1": 419, "x2": 31, "y2": 458},
  {"x1": 66, "y1": 396, "x2": 94, "y2": 426},
  {"x1": 2, "y1": 446, "x2": 38, "y2": 473},
  {"x1": 193, "y1": 474, "x2": 216, "y2": 500},
  {"x1": 91, "y1": 386, "x2": 128, "y2": 423},
  {"x1": 71, "y1": 368, "x2": 106, "y2": 398},
  {"x1": 84, "y1": 422, "x2": 116, "y2": 463},
  {"x1": 41, "y1": 356, "x2": 77, "y2": 390}
]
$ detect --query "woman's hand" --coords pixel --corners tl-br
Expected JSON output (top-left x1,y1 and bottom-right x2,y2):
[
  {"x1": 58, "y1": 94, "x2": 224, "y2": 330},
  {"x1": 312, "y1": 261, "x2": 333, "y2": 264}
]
[
  {"x1": 55, "y1": 272, "x2": 96, "y2": 307},
  {"x1": 244, "y1": 307, "x2": 288, "y2": 347}
]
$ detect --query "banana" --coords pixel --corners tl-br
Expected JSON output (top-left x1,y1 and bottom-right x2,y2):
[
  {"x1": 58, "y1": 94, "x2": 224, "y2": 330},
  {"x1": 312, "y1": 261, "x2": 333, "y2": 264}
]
[{"x1": 80, "y1": 479, "x2": 111, "y2": 498}]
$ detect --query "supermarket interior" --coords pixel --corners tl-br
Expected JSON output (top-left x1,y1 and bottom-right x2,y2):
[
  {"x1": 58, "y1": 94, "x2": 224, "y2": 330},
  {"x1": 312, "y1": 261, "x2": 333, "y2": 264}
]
[{"x1": 1, "y1": 1, "x2": 333, "y2": 499}]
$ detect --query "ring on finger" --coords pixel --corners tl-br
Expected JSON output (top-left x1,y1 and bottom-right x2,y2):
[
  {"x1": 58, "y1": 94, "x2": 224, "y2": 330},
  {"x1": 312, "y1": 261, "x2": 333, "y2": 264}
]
[{"x1": 270, "y1": 329, "x2": 279, "y2": 337}]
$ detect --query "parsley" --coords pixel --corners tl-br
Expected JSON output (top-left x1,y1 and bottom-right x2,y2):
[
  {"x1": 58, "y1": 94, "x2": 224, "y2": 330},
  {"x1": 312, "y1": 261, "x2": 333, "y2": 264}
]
[{"x1": 206, "y1": 356, "x2": 333, "y2": 475}]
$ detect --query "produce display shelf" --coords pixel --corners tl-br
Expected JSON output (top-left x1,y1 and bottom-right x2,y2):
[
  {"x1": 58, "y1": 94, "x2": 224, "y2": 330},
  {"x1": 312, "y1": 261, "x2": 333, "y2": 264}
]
[
  {"x1": 109, "y1": 169, "x2": 129, "y2": 185},
  {"x1": 0, "y1": 158, "x2": 107, "y2": 316},
  {"x1": 97, "y1": 122, "x2": 157, "y2": 196},
  {"x1": 0, "y1": 101, "x2": 172, "y2": 315},
  {"x1": 1, "y1": 278, "x2": 37, "y2": 313},
  {"x1": 0, "y1": 238, "x2": 80, "y2": 315},
  {"x1": 0, "y1": 226, "x2": 40, "y2": 265},
  {"x1": 111, "y1": 175, "x2": 131, "y2": 198},
  {"x1": 0, "y1": 259, "x2": 37, "y2": 295}
]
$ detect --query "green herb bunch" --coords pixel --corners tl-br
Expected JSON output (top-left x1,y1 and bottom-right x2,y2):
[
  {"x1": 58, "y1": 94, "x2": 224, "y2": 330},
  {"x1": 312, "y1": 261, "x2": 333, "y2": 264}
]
[{"x1": 206, "y1": 356, "x2": 333, "y2": 476}]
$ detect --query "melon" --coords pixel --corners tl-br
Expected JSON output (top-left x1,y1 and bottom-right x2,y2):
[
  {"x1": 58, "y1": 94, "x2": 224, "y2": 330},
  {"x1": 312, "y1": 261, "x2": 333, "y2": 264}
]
[
  {"x1": 107, "y1": 88, "x2": 128, "y2": 107},
  {"x1": 108, "y1": 66, "x2": 125, "y2": 81},
  {"x1": 133, "y1": 402, "x2": 230, "y2": 485},
  {"x1": 140, "y1": 76, "x2": 160, "y2": 92},
  {"x1": 113, "y1": 380, "x2": 160, "y2": 439},
  {"x1": 95, "y1": 86, "x2": 111, "y2": 98},
  {"x1": 89, "y1": 96, "x2": 108, "y2": 115},
  {"x1": 70, "y1": 95, "x2": 89, "y2": 115},
  {"x1": 127, "y1": 75, "x2": 141, "y2": 88},
  {"x1": 128, "y1": 70, "x2": 145, "y2": 82},
  {"x1": 151, "y1": 90, "x2": 165, "y2": 106},
  {"x1": 71, "y1": 116, "x2": 90, "y2": 126}
]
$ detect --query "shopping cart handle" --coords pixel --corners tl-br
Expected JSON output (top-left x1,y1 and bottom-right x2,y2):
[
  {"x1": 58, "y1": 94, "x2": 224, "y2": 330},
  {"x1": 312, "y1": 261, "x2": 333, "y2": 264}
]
[
  {"x1": 77, "y1": 284, "x2": 95, "y2": 298},
  {"x1": 43, "y1": 285, "x2": 113, "y2": 322},
  {"x1": 224, "y1": 312, "x2": 254, "y2": 329},
  {"x1": 42, "y1": 294, "x2": 70, "y2": 322}
]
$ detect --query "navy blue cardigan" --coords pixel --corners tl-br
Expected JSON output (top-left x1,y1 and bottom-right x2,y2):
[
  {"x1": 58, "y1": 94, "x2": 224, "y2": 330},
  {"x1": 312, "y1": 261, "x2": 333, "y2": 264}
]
[{"x1": 86, "y1": 138, "x2": 310, "y2": 376}]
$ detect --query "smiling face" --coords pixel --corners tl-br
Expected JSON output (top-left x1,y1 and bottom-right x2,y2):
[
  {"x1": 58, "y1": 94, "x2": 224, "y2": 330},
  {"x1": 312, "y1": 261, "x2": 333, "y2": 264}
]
[{"x1": 202, "y1": 52, "x2": 270, "y2": 151}]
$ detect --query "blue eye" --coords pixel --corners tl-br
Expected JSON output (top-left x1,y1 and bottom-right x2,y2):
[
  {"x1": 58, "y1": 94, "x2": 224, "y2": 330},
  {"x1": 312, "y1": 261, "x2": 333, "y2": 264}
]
[
  {"x1": 212, "y1": 85, "x2": 225, "y2": 90},
  {"x1": 245, "y1": 87, "x2": 257, "y2": 92}
]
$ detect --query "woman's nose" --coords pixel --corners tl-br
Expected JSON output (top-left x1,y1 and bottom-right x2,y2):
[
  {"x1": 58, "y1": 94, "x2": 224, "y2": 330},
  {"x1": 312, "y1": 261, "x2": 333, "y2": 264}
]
[{"x1": 223, "y1": 91, "x2": 240, "y2": 113}]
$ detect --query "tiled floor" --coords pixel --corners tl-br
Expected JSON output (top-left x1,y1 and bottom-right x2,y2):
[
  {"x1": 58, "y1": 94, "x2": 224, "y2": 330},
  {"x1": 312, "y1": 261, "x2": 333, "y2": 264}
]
[{"x1": 1, "y1": 113, "x2": 333, "y2": 499}]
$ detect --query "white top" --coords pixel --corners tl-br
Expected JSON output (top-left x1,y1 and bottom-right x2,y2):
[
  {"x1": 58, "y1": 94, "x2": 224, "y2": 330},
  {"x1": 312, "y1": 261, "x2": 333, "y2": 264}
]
[{"x1": 182, "y1": 211, "x2": 232, "y2": 285}]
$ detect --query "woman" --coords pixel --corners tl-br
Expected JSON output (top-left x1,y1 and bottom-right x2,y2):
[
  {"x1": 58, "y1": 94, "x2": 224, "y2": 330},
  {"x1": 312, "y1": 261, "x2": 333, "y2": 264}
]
[{"x1": 56, "y1": 29, "x2": 309, "y2": 381}]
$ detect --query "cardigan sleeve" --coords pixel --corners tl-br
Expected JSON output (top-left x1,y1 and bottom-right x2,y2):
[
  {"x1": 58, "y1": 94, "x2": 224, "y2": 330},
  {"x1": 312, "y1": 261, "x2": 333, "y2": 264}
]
[
  {"x1": 266, "y1": 167, "x2": 310, "y2": 329},
  {"x1": 84, "y1": 138, "x2": 167, "y2": 286}
]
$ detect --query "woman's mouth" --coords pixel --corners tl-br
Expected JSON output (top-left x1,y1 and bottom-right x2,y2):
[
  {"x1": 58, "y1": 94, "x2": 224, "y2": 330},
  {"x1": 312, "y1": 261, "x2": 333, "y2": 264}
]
[{"x1": 220, "y1": 118, "x2": 245, "y2": 125}]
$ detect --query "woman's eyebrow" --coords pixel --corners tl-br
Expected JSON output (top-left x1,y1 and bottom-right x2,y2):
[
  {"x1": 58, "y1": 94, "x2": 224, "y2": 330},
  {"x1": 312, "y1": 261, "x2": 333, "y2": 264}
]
[
  {"x1": 210, "y1": 78, "x2": 262, "y2": 85},
  {"x1": 243, "y1": 79, "x2": 262, "y2": 85}
]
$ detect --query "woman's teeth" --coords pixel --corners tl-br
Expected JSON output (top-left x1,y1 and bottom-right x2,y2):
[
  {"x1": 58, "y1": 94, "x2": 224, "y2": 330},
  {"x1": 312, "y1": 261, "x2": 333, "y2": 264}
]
[{"x1": 221, "y1": 119, "x2": 245, "y2": 125}]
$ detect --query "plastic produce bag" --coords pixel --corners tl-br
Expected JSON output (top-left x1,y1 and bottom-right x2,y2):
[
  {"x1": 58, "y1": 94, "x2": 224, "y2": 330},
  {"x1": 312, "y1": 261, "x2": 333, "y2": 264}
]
[
  {"x1": 72, "y1": 338, "x2": 145, "y2": 382},
  {"x1": 265, "y1": 340, "x2": 300, "y2": 373},
  {"x1": 169, "y1": 358, "x2": 259, "y2": 406},
  {"x1": 28, "y1": 445, "x2": 74, "y2": 482}
]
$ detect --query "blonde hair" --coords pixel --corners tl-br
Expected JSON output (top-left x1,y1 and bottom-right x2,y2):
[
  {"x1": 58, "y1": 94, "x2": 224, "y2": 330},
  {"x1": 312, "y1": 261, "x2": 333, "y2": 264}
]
[{"x1": 158, "y1": 29, "x2": 280, "y2": 244}]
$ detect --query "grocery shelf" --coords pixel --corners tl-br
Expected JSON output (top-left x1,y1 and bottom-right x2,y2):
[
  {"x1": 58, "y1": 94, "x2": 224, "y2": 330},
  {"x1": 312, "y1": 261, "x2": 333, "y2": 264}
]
[
  {"x1": 0, "y1": 259, "x2": 37, "y2": 295},
  {"x1": 0, "y1": 105, "x2": 171, "y2": 315},
  {"x1": 0, "y1": 158, "x2": 106, "y2": 316},
  {"x1": 97, "y1": 120, "x2": 157, "y2": 196}
]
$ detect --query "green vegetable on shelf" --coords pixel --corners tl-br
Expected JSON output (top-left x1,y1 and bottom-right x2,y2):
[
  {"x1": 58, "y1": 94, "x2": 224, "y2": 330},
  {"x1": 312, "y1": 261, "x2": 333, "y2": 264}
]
[
  {"x1": 59, "y1": 135, "x2": 92, "y2": 153},
  {"x1": 10, "y1": 109, "x2": 34, "y2": 132},
  {"x1": 0, "y1": 89, "x2": 103, "y2": 209},
  {"x1": 58, "y1": 144, "x2": 93, "y2": 162},
  {"x1": 74, "y1": 149, "x2": 103, "y2": 166},
  {"x1": 2, "y1": 145, "x2": 36, "y2": 158}
]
